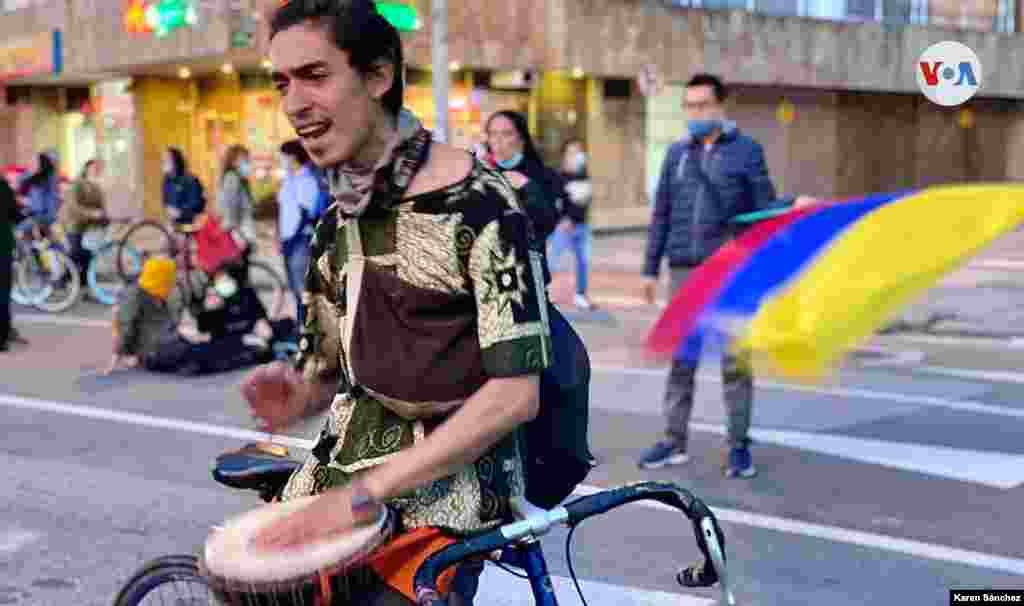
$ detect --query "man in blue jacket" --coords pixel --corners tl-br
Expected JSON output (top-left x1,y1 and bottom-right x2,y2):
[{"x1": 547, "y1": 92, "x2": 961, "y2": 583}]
[{"x1": 639, "y1": 73, "x2": 781, "y2": 478}]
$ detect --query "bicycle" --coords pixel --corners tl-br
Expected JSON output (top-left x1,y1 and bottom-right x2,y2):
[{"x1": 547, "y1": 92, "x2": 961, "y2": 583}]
[
  {"x1": 115, "y1": 216, "x2": 286, "y2": 322},
  {"x1": 11, "y1": 225, "x2": 81, "y2": 312},
  {"x1": 78, "y1": 221, "x2": 142, "y2": 305},
  {"x1": 112, "y1": 443, "x2": 736, "y2": 606}
]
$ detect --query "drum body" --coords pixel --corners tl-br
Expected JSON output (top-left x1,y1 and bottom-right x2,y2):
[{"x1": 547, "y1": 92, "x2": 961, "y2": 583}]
[{"x1": 200, "y1": 495, "x2": 394, "y2": 605}]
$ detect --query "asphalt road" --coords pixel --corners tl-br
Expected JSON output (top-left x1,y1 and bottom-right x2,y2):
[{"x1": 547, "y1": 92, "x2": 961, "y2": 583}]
[{"x1": 2, "y1": 302, "x2": 1023, "y2": 605}]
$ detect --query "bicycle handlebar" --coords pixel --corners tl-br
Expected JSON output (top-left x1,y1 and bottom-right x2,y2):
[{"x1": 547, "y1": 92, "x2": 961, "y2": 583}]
[{"x1": 412, "y1": 481, "x2": 734, "y2": 606}]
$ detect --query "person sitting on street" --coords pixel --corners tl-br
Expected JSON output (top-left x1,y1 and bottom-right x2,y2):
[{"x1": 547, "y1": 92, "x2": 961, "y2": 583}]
[{"x1": 106, "y1": 256, "x2": 276, "y2": 376}]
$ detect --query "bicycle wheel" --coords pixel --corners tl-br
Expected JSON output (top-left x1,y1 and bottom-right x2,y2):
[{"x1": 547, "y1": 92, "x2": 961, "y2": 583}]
[
  {"x1": 112, "y1": 554, "x2": 215, "y2": 606},
  {"x1": 32, "y1": 246, "x2": 81, "y2": 313},
  {"x1": 117, "y1": 220, "x2": 175, "y2": 282},
  {"x1": 11, "y1": 243, "x2": 49, "y2": 306},
  {"x1": 90, "y1": 242, "x2": 140, "y2": 305},
  {"x1": 248, "y1": 261, "x2": 287, "y2": 320}
]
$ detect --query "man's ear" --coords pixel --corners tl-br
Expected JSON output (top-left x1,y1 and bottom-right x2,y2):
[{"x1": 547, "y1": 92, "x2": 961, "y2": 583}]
[{"x1": 366, "y1": 59, "x2": 395, "y2": 102}]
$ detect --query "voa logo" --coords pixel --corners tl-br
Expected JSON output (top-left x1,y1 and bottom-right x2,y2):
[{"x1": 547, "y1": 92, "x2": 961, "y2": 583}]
[{"x1": 916, "y1": 41, "x2": 982, "y2": 107}]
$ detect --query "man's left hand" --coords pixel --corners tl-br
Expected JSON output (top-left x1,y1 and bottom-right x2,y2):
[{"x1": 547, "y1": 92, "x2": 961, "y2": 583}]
[
  {"x1": 793, "y1": 195, "x2": 821, "y2": 209},
  {"x1": 249, "y1": 485, "x2": 382, "y2": 551}
]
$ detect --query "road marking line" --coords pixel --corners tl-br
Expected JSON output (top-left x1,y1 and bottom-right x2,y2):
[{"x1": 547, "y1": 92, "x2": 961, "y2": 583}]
[
  {"x1": 0, "y1": 529, "x2": 42, "y2": 555},
  {"x1": 572, "y1": 484, "x2": 1024, "y2": 576},
  {"x1": 17, "y1": 314, "x2": 109, "y2": 329},
  {"x1": 2, "y1": 393, "x2": 1022, "y2": 575},
  {"x1": 701, "y1": 424, "x2": 1024, "y2": 489},
  {"x1": 0, "y1": 393, "x2": 313, "y2": 450},
  {"x1": 917, "y1": 365, "x2": 1024, "y2": 385},
  {"x1": 591, "y1": 365, "x2": 1024, "y2": 419},
  {"x1": 477, "y1": 566, "x2": 715, "y2": 605},
  {"x1": 972, "y1": 259, "x2": 1024, "y2": 271}
]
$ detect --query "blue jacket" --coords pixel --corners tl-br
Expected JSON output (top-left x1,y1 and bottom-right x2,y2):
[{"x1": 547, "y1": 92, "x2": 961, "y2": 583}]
[
  {"x1": 163, "y1": 175, "x2": 206, "y2": 224},
  {"x1": 644, "y1": 122, "x2": 783, "y2": 276},
  {"x1": 26, "y1": 179, "x2": 60, "y2": 225}
]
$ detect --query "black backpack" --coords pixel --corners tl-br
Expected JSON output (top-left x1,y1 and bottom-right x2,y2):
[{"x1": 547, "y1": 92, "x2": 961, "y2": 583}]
[{"x1": 521, "y1": 302, "x2": 595, "y2": 509}]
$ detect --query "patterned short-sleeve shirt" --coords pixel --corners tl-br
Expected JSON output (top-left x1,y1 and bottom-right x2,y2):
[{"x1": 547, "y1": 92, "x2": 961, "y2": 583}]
[{"x1": 282, "y1": 158, "x2": 553, "y2": 534}]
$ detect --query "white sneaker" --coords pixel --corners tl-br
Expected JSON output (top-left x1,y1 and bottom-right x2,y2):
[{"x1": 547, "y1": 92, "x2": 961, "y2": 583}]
[{"x1": 574, "y1": 294, "x2": 594, "y2": 310}]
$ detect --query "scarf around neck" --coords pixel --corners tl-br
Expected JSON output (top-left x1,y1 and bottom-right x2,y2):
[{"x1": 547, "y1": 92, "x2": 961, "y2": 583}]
[{"x1": 327, "y1": 108, "x2": 430, "y2": 218}]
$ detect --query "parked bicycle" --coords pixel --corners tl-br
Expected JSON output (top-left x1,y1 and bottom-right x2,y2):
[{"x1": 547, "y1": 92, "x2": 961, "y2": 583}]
[
  {"x1": 81, "y1": 220, "x2": 142, "y2": 305},
  {"x1": 11, "y1": 225, "x2": 80, "y2": 313},
  {"x1": 112, "y1": 442, "x2": 735, "y2": 606},
  {"x1": 116, "y1": 215, "x2": 286, "y2": 322}
]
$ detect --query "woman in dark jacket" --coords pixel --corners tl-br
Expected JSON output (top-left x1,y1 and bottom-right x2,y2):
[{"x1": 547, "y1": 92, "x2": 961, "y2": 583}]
[
  {"x1": 162, "y1": 147, "x2": 206, "y2": 226},
  {"x1": 483, "y1": 110, "x2": 564, "y2": 242}
]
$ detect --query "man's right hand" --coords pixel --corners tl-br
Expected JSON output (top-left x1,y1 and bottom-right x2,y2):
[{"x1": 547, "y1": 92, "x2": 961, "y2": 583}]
[
  {"x1": 642, "y1": 276, "x2": 658, "y2": 306},
  {"x1": 241, "y1": 362, "x2": 312, "y2": 432}
]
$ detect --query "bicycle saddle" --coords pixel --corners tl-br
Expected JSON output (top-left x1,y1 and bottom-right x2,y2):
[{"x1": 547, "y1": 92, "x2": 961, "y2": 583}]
[{"x1": 212, "y1": 442, "x2": 302, "y2": 494}]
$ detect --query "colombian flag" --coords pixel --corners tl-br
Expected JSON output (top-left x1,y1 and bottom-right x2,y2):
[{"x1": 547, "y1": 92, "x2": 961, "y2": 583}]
[{"x1": 646, "y1": 184, "x2": 1024, "y2": 383}]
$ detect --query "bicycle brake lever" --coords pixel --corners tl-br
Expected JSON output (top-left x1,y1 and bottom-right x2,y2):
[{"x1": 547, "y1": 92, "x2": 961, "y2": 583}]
[{"x1": 701, "y1": 516, "x2": 736, "y2": 606}]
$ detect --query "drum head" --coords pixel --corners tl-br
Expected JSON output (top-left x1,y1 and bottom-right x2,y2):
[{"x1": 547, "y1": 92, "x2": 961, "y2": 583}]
[{"x1": 203, "y1": 495, "x2": 390, "y2": 585}]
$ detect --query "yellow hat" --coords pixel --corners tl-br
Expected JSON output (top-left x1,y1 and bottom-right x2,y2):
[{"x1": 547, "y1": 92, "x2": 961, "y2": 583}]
[{"x1": 139, "y1": 256, "x2": 177, "y2": 300}]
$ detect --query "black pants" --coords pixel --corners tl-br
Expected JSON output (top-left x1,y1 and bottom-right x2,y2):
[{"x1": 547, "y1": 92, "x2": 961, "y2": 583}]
[
  {"x1": 142, "y1": 336, "x2": 272, "y2": 376},
  {"x1": 0, "y1": 250, "x2": 11, "y2": 348},
  {"x1": 65, "y1": 232, "x2": 92, "y2": 281}
]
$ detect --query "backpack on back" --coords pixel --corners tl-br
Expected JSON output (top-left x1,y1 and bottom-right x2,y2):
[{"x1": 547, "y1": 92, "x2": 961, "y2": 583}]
[{"x1": 523, "y1": 303, "x2": 595, "y2": 509}]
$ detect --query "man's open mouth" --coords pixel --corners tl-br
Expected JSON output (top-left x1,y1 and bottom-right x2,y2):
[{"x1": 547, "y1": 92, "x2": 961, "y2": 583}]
[{"x1": 296, "y1": 122, "x2": 331, "y2": 141}]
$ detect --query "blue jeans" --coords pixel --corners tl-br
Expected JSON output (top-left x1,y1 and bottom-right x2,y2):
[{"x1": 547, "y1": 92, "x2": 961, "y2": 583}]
[
  {"x1": 283, "y1": 240, "x2": 310, "y2": 327},
  {"x1": 547, "y1": 223, "x2": 591, "y2": 295}
]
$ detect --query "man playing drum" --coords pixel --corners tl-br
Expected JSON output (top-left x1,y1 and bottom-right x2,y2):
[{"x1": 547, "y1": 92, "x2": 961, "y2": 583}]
[{"x1": 236, "y1": 1, "x2": 552, "y2": 603}]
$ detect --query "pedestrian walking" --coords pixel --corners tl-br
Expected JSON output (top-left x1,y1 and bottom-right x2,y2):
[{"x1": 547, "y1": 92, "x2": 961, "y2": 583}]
[{"x1": 549, "y1": 140, "x2": 594, "y2": 310}]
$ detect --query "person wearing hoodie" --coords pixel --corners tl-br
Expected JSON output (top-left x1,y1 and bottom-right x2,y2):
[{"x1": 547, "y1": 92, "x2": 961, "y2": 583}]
[{"x1": 106, "y1": 255, "x2": 275, "y2": 376}]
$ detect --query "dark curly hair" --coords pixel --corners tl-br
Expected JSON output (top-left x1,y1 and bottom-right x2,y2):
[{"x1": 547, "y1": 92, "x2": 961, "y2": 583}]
[{"x1": 270, "y1": 0, "x2": 404, "y2": 118}]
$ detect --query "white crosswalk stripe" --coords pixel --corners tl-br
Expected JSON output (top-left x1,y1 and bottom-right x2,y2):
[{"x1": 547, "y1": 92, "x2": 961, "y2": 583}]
[
  {"x1": 475, "y1": 565, "x2": 717, "y2": 605},
  {"x1": 0, "y1": 527, "x2": 42, "y2": 555}
]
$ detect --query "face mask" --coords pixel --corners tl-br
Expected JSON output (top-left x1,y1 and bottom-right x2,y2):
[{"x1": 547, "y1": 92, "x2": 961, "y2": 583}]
[
  {"x1": 687, "y1": 119, "x2": 720, "y2": 140},
  {"x1": 237, "y1": 160, "x2": 251, "y2": 177},
  {"x1": 214, "y1": 276, "x2": 238, "y2": 299},
  {"x1": 496, "y1": 152, "x2": 523, "y2": 170},
  {"x1": 572, "y1": 151, "x2": 586, "y2": 173}
]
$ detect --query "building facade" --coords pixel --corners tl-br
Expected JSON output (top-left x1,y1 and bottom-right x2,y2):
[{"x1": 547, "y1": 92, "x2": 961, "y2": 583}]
[{"x1": 1, "y1": 0, "x2": 1023, "y2": 228}]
